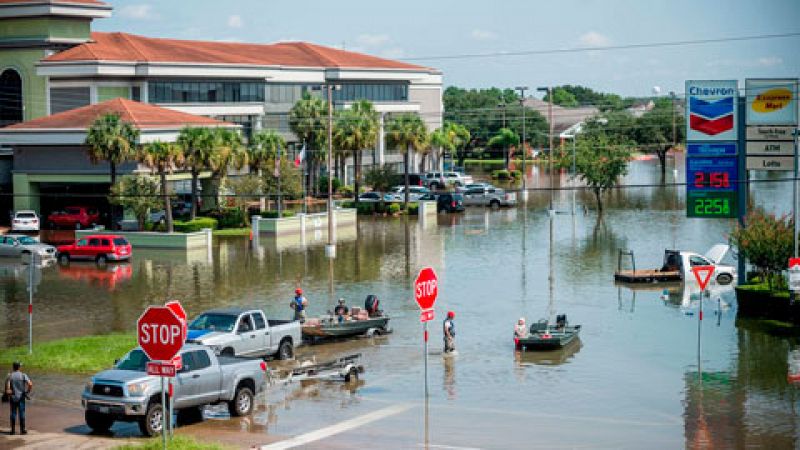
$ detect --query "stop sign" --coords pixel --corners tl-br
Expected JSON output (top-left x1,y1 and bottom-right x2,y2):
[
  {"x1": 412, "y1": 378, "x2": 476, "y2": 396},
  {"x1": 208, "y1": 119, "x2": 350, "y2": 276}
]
[
  {"x1": 414, "y1": 267, "x2": 438, "y2": 310},
  {"x1": 165, "y1": 300, "x2": 188, "y2": 337},
  {"x1": 137, "y1": 306, "x2": 186, "y2": 362}
]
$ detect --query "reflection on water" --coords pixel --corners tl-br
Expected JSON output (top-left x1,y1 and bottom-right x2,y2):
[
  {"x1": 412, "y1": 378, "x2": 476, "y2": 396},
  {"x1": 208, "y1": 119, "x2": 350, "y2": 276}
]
[
  {"x1": 2, "y1": 158, "x2": 800, "y2": 447},
  {"x1": 515, "y1": 339, "x2": 582, "y2": 366}
]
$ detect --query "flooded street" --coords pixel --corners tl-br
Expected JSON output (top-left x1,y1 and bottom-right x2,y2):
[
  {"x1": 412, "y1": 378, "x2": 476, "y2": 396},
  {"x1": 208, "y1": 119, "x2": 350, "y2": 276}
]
[{"x1": 2, "y1": 158, "x2": 800, "y2": 449}]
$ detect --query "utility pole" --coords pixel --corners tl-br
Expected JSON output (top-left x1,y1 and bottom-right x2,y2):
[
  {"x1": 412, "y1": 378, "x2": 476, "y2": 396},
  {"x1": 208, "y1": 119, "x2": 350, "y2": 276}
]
[
  {"x1": 325, "y1": 84, "x2": 336, "y2": 259},
  {"x1": 515, "y1": 87, "x2": 528, "y2": 202},
  {"x1": 538, "y1": 86, "x2": 554, "y2": 212},
  {"x1": 670, "y1": 91, "x2": 677, "y2": 147},
  {"x1": 498, "y1": 101, "x2": 507, "y2": 168}
]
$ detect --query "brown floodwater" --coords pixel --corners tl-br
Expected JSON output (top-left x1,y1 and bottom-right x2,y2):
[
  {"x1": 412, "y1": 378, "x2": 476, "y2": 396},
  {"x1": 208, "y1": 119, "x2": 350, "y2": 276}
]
[{"x1": 1, "y1": 157, "x2": 799, "y2": 449}]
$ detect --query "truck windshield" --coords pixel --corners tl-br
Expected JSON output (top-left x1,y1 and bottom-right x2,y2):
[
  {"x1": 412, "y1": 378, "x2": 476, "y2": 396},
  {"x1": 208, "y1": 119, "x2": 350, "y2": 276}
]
[
  {"x1": 115, "y1": 349, "x2": 150, "y2": 371},
  {"x1": 190, "y1": 313, "x2": 237, "y2": 332}
]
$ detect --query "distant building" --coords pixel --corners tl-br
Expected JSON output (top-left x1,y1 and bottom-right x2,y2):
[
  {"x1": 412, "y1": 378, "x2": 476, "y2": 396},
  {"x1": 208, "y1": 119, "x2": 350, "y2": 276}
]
[
  {"x1": 0, "y1": 0, "x2": 443, "y2": 215},
  {"x1": 521, "y1": 97, "x2": 599, "y2": 148},
  {"x1": 626, "y1": 100, "x2": 656, "y2": 118}
]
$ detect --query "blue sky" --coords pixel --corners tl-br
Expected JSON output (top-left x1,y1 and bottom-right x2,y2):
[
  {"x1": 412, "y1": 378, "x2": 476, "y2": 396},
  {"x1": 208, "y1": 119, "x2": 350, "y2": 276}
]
[{"x1": 96, "y1": 0, "x2": 799, "y2": 98}]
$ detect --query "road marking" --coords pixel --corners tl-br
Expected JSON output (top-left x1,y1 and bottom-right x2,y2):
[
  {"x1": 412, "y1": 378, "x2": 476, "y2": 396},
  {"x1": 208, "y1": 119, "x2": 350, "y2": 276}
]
[
  {"x1": 258, "y1": 403, "x2": 411, "y2": 450},
  {"x1": 423, "y1": 445, "x2": 483, "y2": 450}
]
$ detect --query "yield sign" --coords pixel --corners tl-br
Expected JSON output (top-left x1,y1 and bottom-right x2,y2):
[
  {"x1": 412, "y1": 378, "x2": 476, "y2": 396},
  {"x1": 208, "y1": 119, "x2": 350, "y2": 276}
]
[{"x1": 692, "y1": 265, "x2": 715, "y2": 291}]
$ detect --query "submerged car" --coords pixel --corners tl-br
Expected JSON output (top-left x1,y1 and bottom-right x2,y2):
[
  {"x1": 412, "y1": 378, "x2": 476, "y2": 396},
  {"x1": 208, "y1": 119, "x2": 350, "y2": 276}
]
[
  {"x1": 0, "y1": 234, "x2": 56, "y2": 260},
  {"x1": 57, "y1": 235, "x2": 132, "y2": 264}
]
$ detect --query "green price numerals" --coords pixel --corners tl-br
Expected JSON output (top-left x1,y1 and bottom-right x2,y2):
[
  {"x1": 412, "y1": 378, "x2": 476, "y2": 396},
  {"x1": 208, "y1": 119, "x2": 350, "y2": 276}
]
[{"x1": 694, "y1": 198, "x2": 730, "y2": 216}]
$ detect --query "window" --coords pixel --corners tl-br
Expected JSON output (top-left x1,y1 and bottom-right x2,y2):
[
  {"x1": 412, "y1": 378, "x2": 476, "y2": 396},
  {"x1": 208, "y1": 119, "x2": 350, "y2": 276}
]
[
  {"x1": 191, "y1": 350, "x2": 211, "y2": 370},
  {"x1": 131, "y1": 86, "x2": 141, "y2": 101},
  {"x1": 689, "y1": 256, "x2": 711, "y2": 267},
  {"x1": 180, "y1": 351, "x2": 196, "y2": 372},
  {"x1": 238, "y1": 315, "x2": 254, "y2": 333},
  {"x1": 101, "y1": 239, "x2": 110, "y2": 246},
  {"x1": 50, "y1": 87, "x2": 91, "y2": 114},
  {"x1": 88, "y1": 238, "x2": 100, "y2": 246},
  {"x1": 0, "y1": 69, "x2": 23, "y2": 126},
  {"x1": 113, "y1": 238, "x2": 129, "y2": 246},
  {"x1": 77, "y1": 239, "x2": 87, "y2": 247},
  {"x1": 148, "y1": 80, "x2": 265, "y2": 104},
  {"x1": 253, "y1": 313, "x2": 266, "y2": 330}
]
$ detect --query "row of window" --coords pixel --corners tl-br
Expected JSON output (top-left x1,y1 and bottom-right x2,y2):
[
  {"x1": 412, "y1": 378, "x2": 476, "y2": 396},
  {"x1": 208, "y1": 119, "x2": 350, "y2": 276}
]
[
  {"x1": 148, "y1": 81, "x2": 265, "y2": 104},
  {"x1": 265, "y1": 83, "x2": 408, "y2": 104}
]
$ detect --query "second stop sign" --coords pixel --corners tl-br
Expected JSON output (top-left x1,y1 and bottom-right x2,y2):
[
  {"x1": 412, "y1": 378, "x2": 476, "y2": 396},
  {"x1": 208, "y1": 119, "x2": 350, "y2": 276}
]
[
  {"x1": 414, "y1": 267, "x2": 438, "y2": 310},
  {"x1": 137, "y1": 306, "x2": 186, "y2": 362}
]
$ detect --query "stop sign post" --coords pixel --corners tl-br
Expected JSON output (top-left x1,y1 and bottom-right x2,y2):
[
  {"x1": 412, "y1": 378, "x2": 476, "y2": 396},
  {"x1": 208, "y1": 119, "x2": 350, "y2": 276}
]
[
  {"x1": 414, "y1": 267, "x2": 438, "y2": 400},
  {"x1": 137, "y1": 305, "x2": 186, "y2": 446}
]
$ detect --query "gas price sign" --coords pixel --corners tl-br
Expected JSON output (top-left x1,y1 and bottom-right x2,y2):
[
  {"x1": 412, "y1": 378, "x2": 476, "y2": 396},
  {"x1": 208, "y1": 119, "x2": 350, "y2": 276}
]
[
  {"x1": 687, "y1": 157, "x2": 737, "y2": 191},
  {"x1": 686, "y1": 143, "x2": 739, "y2": 219}
]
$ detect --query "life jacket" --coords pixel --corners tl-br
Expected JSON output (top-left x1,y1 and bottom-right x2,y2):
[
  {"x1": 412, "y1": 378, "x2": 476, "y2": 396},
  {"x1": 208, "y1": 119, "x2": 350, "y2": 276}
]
[
  {"x1": 443, "y1": 319, "x2": 455, "y2": 337},
  {"x1": 294, "y1": 296, "x2": 305, "y2": 312}
]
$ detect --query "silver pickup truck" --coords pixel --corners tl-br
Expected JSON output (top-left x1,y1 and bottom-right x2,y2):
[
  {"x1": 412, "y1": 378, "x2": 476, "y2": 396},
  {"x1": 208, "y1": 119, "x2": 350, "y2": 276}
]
[
  {"x1": 81, "y1": 344, "x2": 264, "y2": 436},
  {"x1": 187, "y1": 308, "x2": 301, "y2": 360},
  {"x1": 462, "y1": 184, "x2": 517, "y2": 207}
]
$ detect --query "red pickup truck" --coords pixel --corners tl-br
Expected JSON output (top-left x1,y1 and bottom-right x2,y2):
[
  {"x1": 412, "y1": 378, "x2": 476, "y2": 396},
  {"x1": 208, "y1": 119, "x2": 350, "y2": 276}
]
[
  {"x1": 57, "y1": 235, "x2": 132, "y2": 264},
  {"x1": 47, "y1": 206, "x2": 100, "y2": 230}
]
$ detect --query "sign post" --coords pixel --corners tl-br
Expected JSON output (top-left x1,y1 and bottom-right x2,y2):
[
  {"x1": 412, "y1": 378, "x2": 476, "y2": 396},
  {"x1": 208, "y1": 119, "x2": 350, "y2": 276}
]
[
  {"x1": 692, "y1": 266, "x2": 715, "y2": 374},
  {"x1": 138, "y1": 304, "x2": 186, "y2": 448},
  {"x1": 789, "y1": 258, "x2": 800, "y2": 294},
  {"x1": 414, "y1": 267, "x2": 438, "y2": 399},
  {"x1": 164, "y1": 300, "x2": 186, "y2": 437}
]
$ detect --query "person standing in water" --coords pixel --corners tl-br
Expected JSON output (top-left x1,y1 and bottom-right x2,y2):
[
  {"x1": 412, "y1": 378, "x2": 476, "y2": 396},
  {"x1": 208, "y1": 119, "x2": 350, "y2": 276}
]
[
  {"x1": 291, "y1": 288, "x2": 308, "y2": 322},
  {"x1": 443, "y1": 311, "x2": 456, "y2": 353}
]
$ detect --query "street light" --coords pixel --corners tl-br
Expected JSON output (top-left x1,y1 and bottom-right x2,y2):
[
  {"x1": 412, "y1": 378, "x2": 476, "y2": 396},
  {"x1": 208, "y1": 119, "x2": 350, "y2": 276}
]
[
  {"x1": 537, "y1": 86, "x2": 554, "y2": 212},
  {"x1": 313, "y1": 83, "x2": 340, "y2": 259},
  {"x1": 515, "y1": 87, "x2": 528, "y2": 202},
  {"x1": 497, "y1": 102, "x2": 508, "y2": 168}
]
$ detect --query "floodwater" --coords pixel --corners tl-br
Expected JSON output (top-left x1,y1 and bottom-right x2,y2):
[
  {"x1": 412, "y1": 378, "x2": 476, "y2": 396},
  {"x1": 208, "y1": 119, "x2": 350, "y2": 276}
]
[{"x1": 2, "y1": 157, "x2": 800, "y2": 449}]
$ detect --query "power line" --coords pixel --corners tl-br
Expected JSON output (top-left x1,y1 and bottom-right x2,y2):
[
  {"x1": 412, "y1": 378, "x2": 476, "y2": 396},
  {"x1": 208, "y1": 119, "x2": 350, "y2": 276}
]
[{"x1": 403, "y1": 32, "x2": 800, "y2": 61}]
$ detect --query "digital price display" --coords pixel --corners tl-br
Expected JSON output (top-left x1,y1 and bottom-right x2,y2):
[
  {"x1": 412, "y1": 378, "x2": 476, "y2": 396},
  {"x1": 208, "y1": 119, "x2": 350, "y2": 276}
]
[
  {"x1": 687, "y1": 191, "x2": 737, "y2": 218},
  {"x1": 686, "y1": 157, "x2": 738, "y2": 192}
]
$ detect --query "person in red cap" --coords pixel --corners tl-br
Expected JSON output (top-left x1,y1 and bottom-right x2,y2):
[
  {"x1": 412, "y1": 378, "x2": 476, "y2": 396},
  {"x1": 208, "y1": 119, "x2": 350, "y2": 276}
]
[
  {"x1": 290, "y1": 288, "x2": 308, "y2": 322},
  {"x1": 443, "y1": 311, "x2": 456, "y2": 353}
]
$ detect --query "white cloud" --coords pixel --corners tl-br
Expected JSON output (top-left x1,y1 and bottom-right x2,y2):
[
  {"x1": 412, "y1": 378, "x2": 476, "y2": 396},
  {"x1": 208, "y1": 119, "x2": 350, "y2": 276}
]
[
  {"x1": 119, "y1": 4, "x2": 157, "y2": 20},
  {"x1": 579, "y1": 31, "x2": 610, "y2": 47},
  {"x1": 227, "y1": 15, "x2": 244, "y2": 29},
  {"x1": 757, "y1": 56, "x2": 783, "y2": 67},
  {"x1": 471, "y1": 29, "x2": 497, "y2": 41},
  {"x1": 379, "y1": 47, "x2": 405, "y2": 59},
  {"x1": 356, "y1": 34, "x2": 390, "y2": 47}
]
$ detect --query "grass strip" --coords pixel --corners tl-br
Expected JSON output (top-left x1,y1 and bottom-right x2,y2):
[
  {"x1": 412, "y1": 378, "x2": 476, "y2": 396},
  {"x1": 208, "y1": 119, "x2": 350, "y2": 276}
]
[{"x1": 0, "y1": 333, "x2": 135, "y2": 374}]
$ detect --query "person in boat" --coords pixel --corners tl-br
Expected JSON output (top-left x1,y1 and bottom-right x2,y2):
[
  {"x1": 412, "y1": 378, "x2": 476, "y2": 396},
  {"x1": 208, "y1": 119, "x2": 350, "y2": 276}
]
[
  {"x1": 514, "y1": 317, "x2": 528, "y2": 349},
  {"x1": 334, "y1": 298, "x2": 349, "y2": 323},
  {"x1": 443, "y1": 311, "x2": 456, "y2": 353},
  {"x1": 290, "y1": 288, "x2": 308, "y2": 322}
]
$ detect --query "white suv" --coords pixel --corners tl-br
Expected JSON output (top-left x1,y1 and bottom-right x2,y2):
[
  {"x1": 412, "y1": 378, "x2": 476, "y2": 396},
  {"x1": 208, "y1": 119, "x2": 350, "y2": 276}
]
[
  {"x1": 424, "y1": 171, "x2": 473, "y2": 189},
  {"x1": 11, "y1": 210, "x2": 40, "y2": 232}
]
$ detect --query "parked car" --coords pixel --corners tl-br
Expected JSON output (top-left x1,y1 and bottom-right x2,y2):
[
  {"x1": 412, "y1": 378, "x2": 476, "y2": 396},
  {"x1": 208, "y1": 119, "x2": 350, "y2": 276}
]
[
  {"x1": 0, "y1": 234, "x2": 56, "y2": 259},
  {"x1": 462, "y1": 185, "x2": 517, "y2": 208},
  {"x1": 149, "y1": 201, "x2": 192, "y2": 223},
  {"x1": 436, "y1": 193, "x2": 465, "y2": 213},
  {"x1": 11, "y1": 210, "x2": 40, "y2": 232},
  {"x1": 390, "y1": 173, "x2": 424, "y2": 187},
  {"x1": 386, "y1": 185, "x2": 431, "y2": 202},
  {"x1": 81, "y1": 344, "x2": 265, "y2": 436},
  {"x1": 357, "y1": 192, "x2": 384, "y2": 203},
  {"x1": 424, "y1": 171, "x2": 474, "y2": 189},
  {"x1": 187, "y1": 308, "x2": 302, "y2": 360},
  {"x1": 57, "y1": 235, "x2": 132, "y2": 264},
  {"x1": 47, "y1": 206, "x2": 100, "y2": 230}
]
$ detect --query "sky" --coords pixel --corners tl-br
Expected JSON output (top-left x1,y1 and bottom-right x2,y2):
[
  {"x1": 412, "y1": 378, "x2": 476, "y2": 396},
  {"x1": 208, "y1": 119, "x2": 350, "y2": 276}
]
[{"x1": 95, "y1": 0, "x2": 800, "y2": 99}]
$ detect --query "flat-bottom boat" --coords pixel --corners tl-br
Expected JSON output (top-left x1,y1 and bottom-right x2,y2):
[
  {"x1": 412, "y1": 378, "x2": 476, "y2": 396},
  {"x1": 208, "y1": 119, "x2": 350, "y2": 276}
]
[
  {"x1": 303, "y1": 316, "x2": 391, "y2": 339},
  {"x1": 516, "y1": 317, "x2": 581, "y2": 351}
]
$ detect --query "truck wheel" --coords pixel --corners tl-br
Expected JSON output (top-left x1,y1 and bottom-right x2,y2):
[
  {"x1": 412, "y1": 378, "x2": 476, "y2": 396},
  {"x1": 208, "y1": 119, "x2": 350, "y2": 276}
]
[
  {"x1": 716, "y1": 273, "x2": 733, "y2": 285},
  {"x1": 96, "y1": 255, "x2": 108, "y2": 265},
  {"x1": 490, "y1": 200, "x2": 500, "y2": 209},
  {"x1": 344, "y1": 367, "x2": 359, "y2": 383},
  {"x1": 58, "y1": 253, "x2": 70, "y2": 265},
  {"x1": 220, "y1": 347, "x2": 235, "y2": 357},
  {"x1": 85, "y1": 410, "x2": 113, "y2": 433},
  {"x1": 228, "y1": 386, "x2": 254, "y2": 417},
  {"x1": 278, "y1": 339, "x2": 294, "y2": 360},
  {"x1": 138, "y1": 402, "x2": 164, "y2": 437}
]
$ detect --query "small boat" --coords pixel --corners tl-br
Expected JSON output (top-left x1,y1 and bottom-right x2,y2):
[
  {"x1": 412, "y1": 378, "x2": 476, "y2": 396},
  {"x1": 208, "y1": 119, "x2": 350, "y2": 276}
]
[
  {"x1": 303, "y1": 295, "x2": 391, "y2": 341},
  {"x1": 516, "y1": 315, "x2": 581, "y2": 351}
]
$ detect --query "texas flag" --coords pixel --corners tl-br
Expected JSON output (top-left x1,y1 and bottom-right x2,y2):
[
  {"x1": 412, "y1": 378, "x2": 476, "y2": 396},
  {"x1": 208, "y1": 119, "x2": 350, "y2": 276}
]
[
  {"x1": 689, "y1": 97, "x2": 734, "y2": 136},
  {"x1": 294, "y1": 143, "x2": 306, "y2": 168}
]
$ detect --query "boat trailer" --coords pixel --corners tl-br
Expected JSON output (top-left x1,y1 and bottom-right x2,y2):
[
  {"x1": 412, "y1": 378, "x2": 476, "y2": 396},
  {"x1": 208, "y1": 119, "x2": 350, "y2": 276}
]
[{"x1": 266, "y1": 354, "x2": 364, "y2": 385}]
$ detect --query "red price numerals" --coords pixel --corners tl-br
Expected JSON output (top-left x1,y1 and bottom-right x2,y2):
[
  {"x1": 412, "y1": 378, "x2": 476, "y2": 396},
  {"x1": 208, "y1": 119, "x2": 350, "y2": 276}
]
[{"x1": 694, "y1": 171, "x2": 730, "y2": 189}]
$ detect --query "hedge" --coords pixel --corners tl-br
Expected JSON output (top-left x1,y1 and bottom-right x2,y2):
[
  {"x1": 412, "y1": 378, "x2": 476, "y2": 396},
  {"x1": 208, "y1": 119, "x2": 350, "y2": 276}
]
[
  {"x1": 260, "y1": 211, "x2": 296, "y2": 219},
  {"x1": 173, "y1": 217, "x2": 218, "y2": 233}
]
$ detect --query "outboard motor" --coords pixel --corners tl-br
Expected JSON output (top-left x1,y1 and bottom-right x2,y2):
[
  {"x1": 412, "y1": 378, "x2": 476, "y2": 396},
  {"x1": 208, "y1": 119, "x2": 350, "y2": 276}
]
[
  {"x1": 365, "y1": 295, "x2": 380, "y2": 316},
  {"x1": 556, "y1": 314, "x2": 567, "y2": 329}
]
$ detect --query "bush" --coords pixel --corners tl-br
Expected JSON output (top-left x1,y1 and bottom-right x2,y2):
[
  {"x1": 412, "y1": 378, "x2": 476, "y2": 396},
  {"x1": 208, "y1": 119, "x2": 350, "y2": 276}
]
[
  {"x1": 339, "y1": 201, "x2": 355, "y2": 209},
  {"x1": 509, "y1": 170, "x2": 522, "y2": 179},
  {"x1": 260, "y1": 210, "x2": 295, "y2": 219},
  {"x1": 492, "y1": 169, "x2": 511, "y2": 180},
  {"x1": 339, "y1": 185, "x2": 355, "y2": 197},
  {"x1": 174, "y1": 217, "x2": 218, "y2": 233},
  {"x1": 207, "y1": 208, "x2": 245, "y2": 229},
  {"x1": 407, "y1": 203, "x2": 419, "y2": 215},
  {"x1": 730, "y1": 208, "x2": 793, "y2": 290},
  {"x1": 356, "y1": 202, "x2": 375, "y2": 215},
  {"x1": 388, "y1": 203, "x2": 401, "y2": 214},
  {"x1": 318, "y1": 176, "x2": 342, "y2": 194}
]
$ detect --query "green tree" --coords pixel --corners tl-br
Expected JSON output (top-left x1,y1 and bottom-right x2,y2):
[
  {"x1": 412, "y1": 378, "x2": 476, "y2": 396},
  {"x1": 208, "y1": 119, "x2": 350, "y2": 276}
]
[
  {"x1": 210, "y1": 128, "x2": 247, "y2": 209},
  {"x1": 249, "y1": 130, "x2": 285, "y2": 210},
  {"x1": 263, "y1": 158, "x2": 303, "y2": 200},
  {"x1": 386, "y1": 114, "x2": 429, "y2": 207},
  {"x1": 226, "y1": 175, "x2": 263, "y2": 225},
  {"x1": 548, "y1": 88, "x2": 579, "y2": 107},
  {"x1": 289, "y1": 93, "x2": 328, "y2": 196},
  {"x1": 333, "y1": 100, "x2": 379, "y2": 205},
  {"x1": 544, "y1": 85, "x2": 629, "y2": 111},
  {"x1": 574, "y1": 133, "x2": 631, "y2": 214},
  {"x1": 730, "y1": 208, "x2": 793, "y2": 290},
  {"x1": 442, "y1": 122, "x2": 471, "y2": 167},
  {"x1": 634, "y1": 99, "x2": 685, "y2": 181},
  {"x1": 364, "y1": 165, "x2": 396, "y2": 193},
  {"x1": 487, "y1": 127, "x2": 520, "y2": 168},
  {"x1": 139, "y1": 141, "x2": 184, "y2": 233},
  {"x1": 85, "y1": 113, "x2": 140, "y2": 187},
  {"x1": 108, "y1": 176, "x2": 161, "y2": 231},
  {"x1": 177, "y1": 126, "x2": 214, "y2": 219}
]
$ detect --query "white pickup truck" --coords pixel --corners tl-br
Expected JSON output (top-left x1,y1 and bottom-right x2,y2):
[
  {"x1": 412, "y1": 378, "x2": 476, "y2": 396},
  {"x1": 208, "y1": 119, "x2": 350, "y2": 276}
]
[
  {"x1": 461, "y1": 184, "x2": 517, "y2": 208},
  {"x1": 187, "y1": 308, "x2": 301, "y2": 360}
]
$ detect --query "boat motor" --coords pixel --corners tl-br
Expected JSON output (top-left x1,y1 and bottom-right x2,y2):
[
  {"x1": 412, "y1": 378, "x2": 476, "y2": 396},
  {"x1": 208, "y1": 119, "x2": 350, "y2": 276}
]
[
  {"x1": 365, "y1": 295, "x2": 380, "y2": 316},
  {"x1": 556, "y1": 314, "x2": 567, "y2": 329}
]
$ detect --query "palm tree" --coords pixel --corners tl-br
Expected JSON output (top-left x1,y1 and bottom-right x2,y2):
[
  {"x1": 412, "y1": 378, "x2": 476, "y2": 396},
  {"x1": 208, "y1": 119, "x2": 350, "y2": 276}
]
[
  {"x1": 139, "y1": 141, "x2": 184, "y2": 233},
  {"x1": 429, "y1": 128, "x2": 449, "y2": 173},
  {"x1": 488, "y1": 127, "x2": 520, "y2": 169},
  {"x1": 177, "y1": 126, "x2": 214, "y2": 219},
  {"x1": 333, "y1": 100, "x2": 379, "y2": 205},
  {"x1": 249, "y1": 130, "x2": 286, "y2": 210},
  {"x1": 443, "y1": 122, "x2": 471, "y2": 168},
  {"x1": 289, "y1": 93, "x2": 328, "y2": 196},
  {"x1": 210, "y1": 127, "x2": 247, "y2": 208},
  {"x1": 386, "y1": 114, "x2": 428, "y2": 208},
  {"x1": 85, "y1": 113, "x2": 139, "y2": 229}
]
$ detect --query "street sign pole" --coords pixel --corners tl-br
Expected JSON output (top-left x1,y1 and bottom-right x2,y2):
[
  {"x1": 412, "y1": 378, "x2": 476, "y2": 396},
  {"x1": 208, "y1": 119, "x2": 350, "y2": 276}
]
[
  {"x1": 423, "y1": 320, "x2": 428, "y2": 399},
  {"x1": 27, "y1": 253, "x2": 33, "y2": 355},
  {"x1": 737, "y1": 96, "x2": 748, "y2": 285},
  {"x1": 161, "y1": 375, "x2": 167, "y2": 450},
  {"x1": 414, "y1": 268, "x2": 438, "y2": 402}
]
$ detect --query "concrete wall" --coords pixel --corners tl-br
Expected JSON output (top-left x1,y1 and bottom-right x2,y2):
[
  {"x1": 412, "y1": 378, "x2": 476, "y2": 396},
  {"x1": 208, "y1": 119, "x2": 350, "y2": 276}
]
[
  {"x1": 0, "y1": 17, "x2": 91, "y2": 42},
  {"x1": 253, "y1": 209, "x2": 357, "y2": 236},
  {"x1": 13, "y1": 145, "x2": 139, "y2": 174},
  {"x1": 409, "y1": 85, "x2": 443, "y2": 131},
  {"x1": 76, "y1": 228, "x2": 212, "y2": 250},
  {"x1": 0, "y1": 48, "x2": 48, "y2": 121}
]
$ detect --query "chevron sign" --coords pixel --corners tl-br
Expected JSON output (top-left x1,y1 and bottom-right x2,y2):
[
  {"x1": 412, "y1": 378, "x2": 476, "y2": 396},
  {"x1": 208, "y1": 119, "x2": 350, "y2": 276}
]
[{"x1": 686, "y1": 80, "x2": 738, "y2": 141}]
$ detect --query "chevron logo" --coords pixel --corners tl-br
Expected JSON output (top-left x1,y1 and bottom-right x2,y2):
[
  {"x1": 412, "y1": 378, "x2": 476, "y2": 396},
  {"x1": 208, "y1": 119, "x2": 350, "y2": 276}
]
[{"x1": 689, "y1": 97, "x2": 734, "y2": 136}]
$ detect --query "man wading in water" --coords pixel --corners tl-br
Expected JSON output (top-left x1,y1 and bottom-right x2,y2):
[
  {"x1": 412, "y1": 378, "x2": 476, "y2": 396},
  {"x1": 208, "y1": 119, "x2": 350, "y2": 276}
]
[
  {"x1": 5, "y1": 361, "x2": 32, "y2": 435},
  {"x1": 443, "y1": 311, "x2": 456, "y2": 354},
  {"x1": 291, "y1": 288, "x2": 308, "y2": 322}
]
